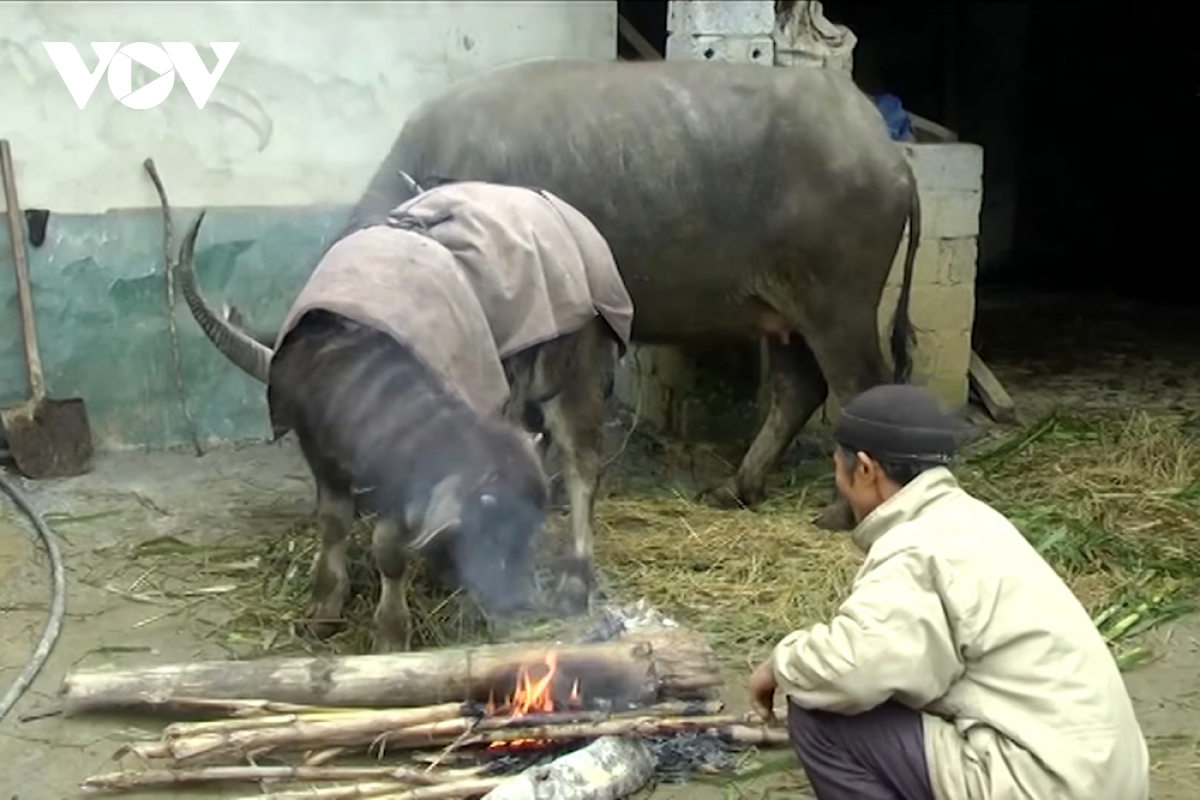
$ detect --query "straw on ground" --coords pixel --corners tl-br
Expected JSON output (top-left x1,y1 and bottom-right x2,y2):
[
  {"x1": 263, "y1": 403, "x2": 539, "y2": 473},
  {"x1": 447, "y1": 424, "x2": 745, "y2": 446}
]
[{"x1": 123, "y1": 408, "x2": 1199, "y2": 669}]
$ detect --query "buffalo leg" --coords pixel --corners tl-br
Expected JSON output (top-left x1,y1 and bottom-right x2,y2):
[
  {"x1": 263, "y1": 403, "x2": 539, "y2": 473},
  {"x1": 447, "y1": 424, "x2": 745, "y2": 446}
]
[
  {"x1": 803, "y1": 307, "x2": 897, "y2": 531},
  {"x1": 701, "y1": 337, "x2": 828, "y2": 510},
  {"x1": 299, "y1": 476, "x2": 356, "y2": 640},
  {"x1": 539, "y1": 326, "x2": 614, "y2": 614},
  {"x1": 371, "y1": 518, "x2": 416, "y2": 652}
]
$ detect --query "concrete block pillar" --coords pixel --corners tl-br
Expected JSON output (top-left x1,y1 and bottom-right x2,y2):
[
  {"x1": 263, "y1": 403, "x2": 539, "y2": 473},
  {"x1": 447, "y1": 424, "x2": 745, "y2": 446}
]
[
  {"x1": 666, "y1": 0, "x2": 776, "y2": 64},
  {"x1": 612, "y1": 0, "x2": 780, "y2": 444}
]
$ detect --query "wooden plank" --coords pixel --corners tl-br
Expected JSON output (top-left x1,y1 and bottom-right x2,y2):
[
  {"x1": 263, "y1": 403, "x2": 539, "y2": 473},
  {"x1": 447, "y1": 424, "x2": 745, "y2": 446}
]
[
  {"x1": 910, "y1": 112, "x2": 960, "y2": 143},
  {"x1": 968, "y1": 350, "x2": 1016, "y2": 423},
  {"x1": 618, "y1": 14, "x2": 664, "y2": 61}
]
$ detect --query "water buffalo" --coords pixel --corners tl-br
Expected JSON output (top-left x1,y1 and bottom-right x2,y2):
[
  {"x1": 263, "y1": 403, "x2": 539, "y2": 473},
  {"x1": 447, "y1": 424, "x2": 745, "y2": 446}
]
[
  {"x1": 350, "y1": 58, "x2": 922, "y2": 528},
  {"x1": 177, "y1": 182, "x2": 633, "y2": 625}
]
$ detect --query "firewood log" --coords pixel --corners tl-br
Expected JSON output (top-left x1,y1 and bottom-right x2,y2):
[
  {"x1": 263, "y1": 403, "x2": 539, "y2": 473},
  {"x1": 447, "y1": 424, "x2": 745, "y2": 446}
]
[{"x1": 59, "y1": 629, "x2": 719, "y2": 714}]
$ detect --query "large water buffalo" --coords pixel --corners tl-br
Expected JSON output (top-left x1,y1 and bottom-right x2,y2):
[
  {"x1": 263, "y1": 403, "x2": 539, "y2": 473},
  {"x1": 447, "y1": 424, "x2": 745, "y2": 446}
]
[
  {"x1": 350, "y1": 58, "x2": 922, "y2": 528},
  {"x1": 178, "y1": 182, "x2": 634, "y2": 628}
]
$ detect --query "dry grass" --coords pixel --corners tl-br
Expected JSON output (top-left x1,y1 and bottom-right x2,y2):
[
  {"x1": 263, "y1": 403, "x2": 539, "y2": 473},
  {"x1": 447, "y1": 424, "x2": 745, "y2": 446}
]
[
  {"x1": 125, "y1": 408, "x2": 1200, "y2": 670},
  {"x1": 592, "y1": 489, "x2": 861, "y2": 668},
  {"x1": 594, "y1": 408, "x2": 1200, "y2": 668}
]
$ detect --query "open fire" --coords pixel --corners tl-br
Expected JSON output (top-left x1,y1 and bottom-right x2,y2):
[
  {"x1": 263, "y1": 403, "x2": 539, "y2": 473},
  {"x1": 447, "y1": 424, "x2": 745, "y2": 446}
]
[
  {"x1": 483, "y1": 651, "x2": 584, "y2": 753},
  {"x1": 76, "y1": 625, "x2": 787, "y2": 798}
]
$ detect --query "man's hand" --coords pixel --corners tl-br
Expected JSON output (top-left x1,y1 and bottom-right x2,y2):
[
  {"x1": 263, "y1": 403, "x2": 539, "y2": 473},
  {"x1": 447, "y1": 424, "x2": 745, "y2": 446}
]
[{"x1": 748, "y1": 657, "x2": 778, "y2": 723}]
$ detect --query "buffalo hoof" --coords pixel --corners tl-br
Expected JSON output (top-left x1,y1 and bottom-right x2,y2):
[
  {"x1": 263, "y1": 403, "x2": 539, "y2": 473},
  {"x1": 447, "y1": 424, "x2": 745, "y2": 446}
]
[
  {"x1": 814, "y1": 497, "x2": 856, "y2": 532},
  {"x1": 371, "y1": 623, "x2": 413, "y2": 653},
  {"x1": 554, "y1": 556, "x2": 601, "y2": 617},
  {"x1": 295, "y1": 606, "x2": 346, "y2": 641},
  {"x1": 697, "y1": 480, "x2": 759, "y2": 511}
]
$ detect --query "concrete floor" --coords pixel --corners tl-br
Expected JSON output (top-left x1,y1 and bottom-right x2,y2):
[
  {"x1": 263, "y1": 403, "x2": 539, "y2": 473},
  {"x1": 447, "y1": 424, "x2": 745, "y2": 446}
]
[{"x1": 2, "y1": 291, "x2": 1199, "y2": 799}]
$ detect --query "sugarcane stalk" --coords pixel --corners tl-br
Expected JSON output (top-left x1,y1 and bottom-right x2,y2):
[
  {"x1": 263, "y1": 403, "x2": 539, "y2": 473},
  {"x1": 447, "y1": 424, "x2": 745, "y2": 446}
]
[
  {"x1": 1104, "y1": 602, "x2": 1150, "y2": 641},
  {"x1": 134, "y1": 702, "x2": 466, "y2": 763},
  {"x1": 1115, "y1": 645, "x2": 1153, "y2": 670},
  {"x1": 1090, "y1": 603, "x2": 1122, "y2": 630},
  {"x1": 164, "y1": 706, "x2": 443, "y2": 738},
  {"x1": 80, "y1": 764, "x2": 484, "y2": 795},
  {"x1": 250, "y1": 777, "x2": 508, "y2": 800}
]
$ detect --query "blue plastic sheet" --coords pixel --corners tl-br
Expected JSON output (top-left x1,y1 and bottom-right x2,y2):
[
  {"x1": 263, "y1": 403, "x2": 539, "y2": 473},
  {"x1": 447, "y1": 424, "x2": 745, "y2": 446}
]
[{"x1": 873, "y1": 93, "x2": 914, "y2": 142}]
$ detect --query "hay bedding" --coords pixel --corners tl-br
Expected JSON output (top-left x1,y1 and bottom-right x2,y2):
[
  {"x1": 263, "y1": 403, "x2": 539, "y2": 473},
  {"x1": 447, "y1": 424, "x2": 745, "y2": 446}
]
[{"x1": 129, "y1": 409, "x2": 1200, "y2": 669}]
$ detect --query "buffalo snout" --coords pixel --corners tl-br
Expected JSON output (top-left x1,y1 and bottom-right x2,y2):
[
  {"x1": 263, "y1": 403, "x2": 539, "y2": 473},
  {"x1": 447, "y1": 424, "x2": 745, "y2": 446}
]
[{"x1": 450, "y1": 490, "x2": 543, "y2": 619}]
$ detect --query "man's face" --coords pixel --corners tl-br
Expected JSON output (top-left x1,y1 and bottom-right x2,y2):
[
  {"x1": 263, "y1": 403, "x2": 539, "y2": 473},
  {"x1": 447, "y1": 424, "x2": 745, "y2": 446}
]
[{"x1": 833, "y1": 448, "x2": 886, "y2": 524}]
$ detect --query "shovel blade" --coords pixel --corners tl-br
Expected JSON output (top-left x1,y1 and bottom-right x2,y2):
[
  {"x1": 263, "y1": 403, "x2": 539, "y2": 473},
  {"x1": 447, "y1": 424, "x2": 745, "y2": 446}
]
[{"x1": 0, "y1": 397, "x2": 93, "y2": 479}]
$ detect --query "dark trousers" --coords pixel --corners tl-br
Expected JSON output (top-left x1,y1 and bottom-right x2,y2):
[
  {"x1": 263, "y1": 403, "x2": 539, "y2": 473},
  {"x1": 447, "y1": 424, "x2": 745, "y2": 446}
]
[{"x1": 787, "y1": 698, "x2": 935, "y2": 800}]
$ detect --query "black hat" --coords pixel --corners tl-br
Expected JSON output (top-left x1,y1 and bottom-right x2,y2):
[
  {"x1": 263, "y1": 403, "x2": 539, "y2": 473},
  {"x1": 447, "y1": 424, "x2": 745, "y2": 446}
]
[{"x1": 833, "y1": 384, "x2": 963, "y2": 465}]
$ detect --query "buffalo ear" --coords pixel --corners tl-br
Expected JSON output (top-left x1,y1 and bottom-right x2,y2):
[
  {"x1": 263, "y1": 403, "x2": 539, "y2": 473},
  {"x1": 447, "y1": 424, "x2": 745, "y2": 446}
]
[{"x1": 408, "y1": 474, "x2": 463, "y2": 549}]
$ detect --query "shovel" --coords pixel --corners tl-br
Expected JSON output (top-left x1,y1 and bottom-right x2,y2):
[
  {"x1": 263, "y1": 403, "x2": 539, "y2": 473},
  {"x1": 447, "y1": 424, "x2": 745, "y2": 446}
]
[{"x1": 0, "y1": 139, "x2": 93, "y2": 478}]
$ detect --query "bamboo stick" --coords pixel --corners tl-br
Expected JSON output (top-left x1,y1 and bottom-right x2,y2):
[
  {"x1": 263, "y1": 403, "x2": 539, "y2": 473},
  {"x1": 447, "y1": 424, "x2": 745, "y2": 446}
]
[{"x1": 80, "y1": 764, "x2": 484, "y2": 794}]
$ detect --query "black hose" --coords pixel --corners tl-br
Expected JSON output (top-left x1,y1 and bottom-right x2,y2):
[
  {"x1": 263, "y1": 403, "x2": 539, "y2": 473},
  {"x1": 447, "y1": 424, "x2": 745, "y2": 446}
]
[{"x1": 0, "y1": 467, "x2": 66, "y2": 722}]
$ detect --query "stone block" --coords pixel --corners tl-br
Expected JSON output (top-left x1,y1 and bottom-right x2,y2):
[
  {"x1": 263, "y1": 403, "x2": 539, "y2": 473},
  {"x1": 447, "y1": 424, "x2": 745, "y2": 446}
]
[
  {"x1": 942, "y1": 237, "x2": 979, "y2": 284},
  {"x1": 876, "y1": 282, "x2": 975, "y2": 411},
  {"x1": 888, "y1": 236, "x2": 979, "y2": 287},
  {"x1": 668, "y1": 0, "x2": 776, "y2": 36},
  {"x1": 878, "y1": 283, "x2": 976, "y2": 342},
  {"x1": 902, "y1": 143, "x2": 985, "y2": 193},
  {"x1": 919, "y1": 189, "x2": 982, "y2": 239}
]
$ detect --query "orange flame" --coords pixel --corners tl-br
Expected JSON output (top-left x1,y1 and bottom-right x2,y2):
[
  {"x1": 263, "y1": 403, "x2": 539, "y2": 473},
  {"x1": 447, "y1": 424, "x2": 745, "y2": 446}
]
[{"x1": 484, "y1": 651, "x2": 582, "y2": 752}]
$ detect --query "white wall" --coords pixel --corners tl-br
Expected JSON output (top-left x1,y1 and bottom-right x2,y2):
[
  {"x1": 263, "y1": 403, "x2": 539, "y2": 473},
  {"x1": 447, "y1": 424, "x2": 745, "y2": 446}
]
[{"x1": 0, "y1": 0, "x2": 617, "y2": 213}]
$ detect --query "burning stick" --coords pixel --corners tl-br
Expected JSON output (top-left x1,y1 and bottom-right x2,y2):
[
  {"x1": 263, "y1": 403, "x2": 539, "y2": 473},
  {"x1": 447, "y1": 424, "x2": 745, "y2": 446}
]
[
  {"x1": 80, "y1": 764, "x2": 485, "y2": 795},
  {"x1": 129, "y1": 702, "x2": 725, "y2": 765},
  {"x1": 380, "y1": 709, "x2": 737, "y2": 749},
  {"x1": 59, "y1": 630, "x2": 719, "y2": 715},
  {"x1": 434, "y1": 714, "x2": 750, "y2": 749}
]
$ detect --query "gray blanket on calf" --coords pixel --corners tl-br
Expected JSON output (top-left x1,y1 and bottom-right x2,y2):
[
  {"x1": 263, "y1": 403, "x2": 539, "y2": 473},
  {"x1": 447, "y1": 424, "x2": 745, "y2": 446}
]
[
  {"x1": 388, "y1": 181, "x2": 632, "y2": 357},
  {"x1": 274, "y1": 182, "x2": 632, "y2": 419}
]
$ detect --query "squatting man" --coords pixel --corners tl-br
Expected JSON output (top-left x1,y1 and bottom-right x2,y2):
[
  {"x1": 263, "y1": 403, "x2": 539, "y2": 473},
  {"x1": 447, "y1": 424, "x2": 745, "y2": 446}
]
[{"x1": 747, "y1": 384, "x2": 1150, "y2": 800}]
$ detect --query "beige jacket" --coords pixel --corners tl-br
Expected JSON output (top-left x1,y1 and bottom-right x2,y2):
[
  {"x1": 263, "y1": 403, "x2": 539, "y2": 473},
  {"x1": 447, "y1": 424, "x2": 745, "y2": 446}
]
[{"x1": 772, "y1": 467, "x2": 1149, "y2": 800}]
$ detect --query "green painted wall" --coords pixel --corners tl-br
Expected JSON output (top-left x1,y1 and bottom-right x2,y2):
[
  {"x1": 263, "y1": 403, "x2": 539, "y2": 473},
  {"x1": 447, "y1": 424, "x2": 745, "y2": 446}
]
[{"x1": 0, "y1": 207, "x2": 351, "y2": 450}]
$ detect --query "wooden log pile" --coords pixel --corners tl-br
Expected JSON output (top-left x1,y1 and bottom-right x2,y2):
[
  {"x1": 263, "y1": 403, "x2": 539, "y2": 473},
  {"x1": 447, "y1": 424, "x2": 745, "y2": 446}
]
[{"x1": 64, "y1": 629, "x2": 790, "y2": 799}]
